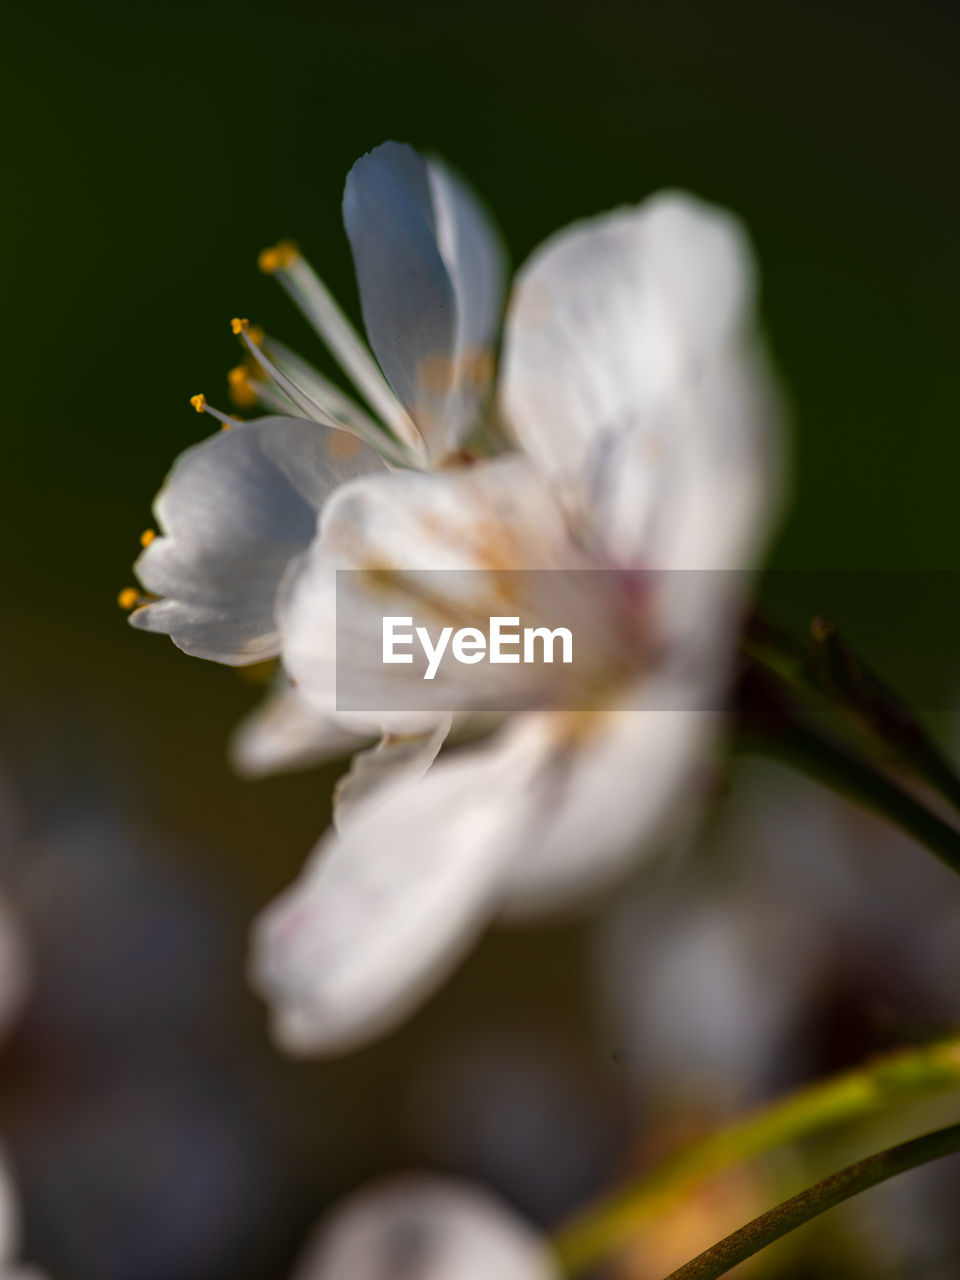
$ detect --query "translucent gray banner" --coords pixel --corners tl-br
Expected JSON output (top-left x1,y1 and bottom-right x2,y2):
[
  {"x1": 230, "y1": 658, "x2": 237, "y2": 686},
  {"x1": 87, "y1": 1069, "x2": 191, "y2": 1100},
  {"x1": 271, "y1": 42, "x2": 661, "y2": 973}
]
[{"x1": 333, "y1": 569, "x2": 960, "y2": 715}]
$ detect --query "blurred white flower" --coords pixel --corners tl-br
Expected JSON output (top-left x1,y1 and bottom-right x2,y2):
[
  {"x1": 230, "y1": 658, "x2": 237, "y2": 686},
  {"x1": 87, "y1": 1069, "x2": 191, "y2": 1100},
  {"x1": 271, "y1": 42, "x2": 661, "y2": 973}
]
[
  {"x1": 249, "y1": 163, "x2": 784, "y2": 1054},
  {"x1": 291, "y1": 1176, "x2": 558, "y2": 1280},
  {"x1": 594, "y1": 756, "x2": 960, "y2": 1111}
]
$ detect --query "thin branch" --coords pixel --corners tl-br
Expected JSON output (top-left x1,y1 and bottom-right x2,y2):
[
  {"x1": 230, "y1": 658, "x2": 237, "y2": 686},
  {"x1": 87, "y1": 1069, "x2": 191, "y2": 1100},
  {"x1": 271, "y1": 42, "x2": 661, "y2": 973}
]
[
  {"x1": 553, "y1": 1036, "x2": 960, "y2": 1274},
  {"x1": 662, "y1": 1120, "x2": 960, "y2": 1280}
]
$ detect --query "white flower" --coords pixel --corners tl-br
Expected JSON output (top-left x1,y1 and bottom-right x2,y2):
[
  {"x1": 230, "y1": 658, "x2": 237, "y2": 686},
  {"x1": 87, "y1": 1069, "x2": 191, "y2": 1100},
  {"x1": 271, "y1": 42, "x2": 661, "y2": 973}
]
[
  {"x1": 249, "y1": 169, "x2": 784, "y2": 1054},
  {"x1": 290, "y1": 1176, "x2": 559, "y2": 1280},
  {"x1": 126, "y1": 142, "x2": 507, "y2": 769}
]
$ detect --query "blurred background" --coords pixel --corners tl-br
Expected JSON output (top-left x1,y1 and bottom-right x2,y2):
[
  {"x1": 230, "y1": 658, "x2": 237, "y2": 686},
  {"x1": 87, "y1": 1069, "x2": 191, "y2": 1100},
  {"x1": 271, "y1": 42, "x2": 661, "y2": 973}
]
[{"x1": 2, "y1": 0, "x2": 959, "y2": 1275}]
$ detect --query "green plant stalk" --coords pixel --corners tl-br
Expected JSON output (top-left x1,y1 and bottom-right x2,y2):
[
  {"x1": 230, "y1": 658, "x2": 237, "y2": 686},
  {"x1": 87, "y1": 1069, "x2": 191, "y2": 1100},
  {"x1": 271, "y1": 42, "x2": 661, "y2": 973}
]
[
  {"x1": 661, "y1": 1119, "x2": 960, "y2": 1280},
  {"x1": 553, "y1": 1037, "x2": 960, "y2": 1274}
]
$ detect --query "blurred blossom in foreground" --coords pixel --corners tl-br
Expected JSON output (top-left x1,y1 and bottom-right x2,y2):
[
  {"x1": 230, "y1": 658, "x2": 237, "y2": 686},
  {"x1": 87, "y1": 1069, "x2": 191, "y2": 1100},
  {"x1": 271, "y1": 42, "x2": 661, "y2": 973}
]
[
  {"x1": 126, "y1": 139, "x2": 783, "y2": 1055},
  {"x1": 291, "y1": 1176, "x2": 559, "y2": 1280}
]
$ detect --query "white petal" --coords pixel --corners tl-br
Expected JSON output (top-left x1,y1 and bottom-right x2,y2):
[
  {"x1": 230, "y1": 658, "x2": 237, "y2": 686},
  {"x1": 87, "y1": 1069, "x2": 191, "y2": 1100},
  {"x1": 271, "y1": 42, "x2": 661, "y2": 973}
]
[
  {"x1": 131, "y1": 417, "x2": 385, "y2": 664},
  {"x1": 344, "y1": 143, "x2": 505, "y2": 458},
  {"x1": 496, "y1": 685, "x2": 717, "y2": 917},
  {"x1": 293, "y1": 1176, "x2": 559, "y2": 1280},
  {"x1": 279, "y1": 455, "x2": 583, "y2": 725},
  {"x1": 500, "y1": 193, "x2": 781, "y2": 566},
  {"x1": 428, "y1": 159, "x2": 506, "y2": 359},
  {"x1": 249, "y1": 731, "x2": 537, "y2": 1055},
  {"x1": 230, "y1": 683, "x2": 370, "y2": 779},
  {"x1": 427, "y1": 156, "x2": 507, "y2": 427},
  {"x1": 333, "y1": 717, "x2": 451, "y2": 832}
]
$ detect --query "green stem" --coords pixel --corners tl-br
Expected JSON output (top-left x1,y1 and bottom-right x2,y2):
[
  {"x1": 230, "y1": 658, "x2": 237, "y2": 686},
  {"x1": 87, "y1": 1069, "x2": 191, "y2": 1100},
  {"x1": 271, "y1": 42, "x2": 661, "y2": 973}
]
[
  {"x1": 553, "y1": 1036, "x2": 960, "y2": 1274},
  {"x1": 662, "y1": 1120, "x2": 960, "y2": 1280}
]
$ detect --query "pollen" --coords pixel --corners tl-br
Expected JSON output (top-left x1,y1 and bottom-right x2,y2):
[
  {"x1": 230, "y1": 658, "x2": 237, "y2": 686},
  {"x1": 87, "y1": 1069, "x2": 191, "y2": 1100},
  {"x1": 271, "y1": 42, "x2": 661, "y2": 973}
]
[
  {"x1": 188, "y1": 392, "x2": 241, "y2": 431},
  {"x1": 230, "y1": 317, "x2": 249, "y2": 336},
  {"x1": 117, "y1": 587, "x2": 140, "y2": 610},
  {"x1": 258, "y1": 240, "x2": 300, "y2": 274},
  {"x1": 227, "y1": 364, "x2": 258, "y2": 408},
  {"x1": 139, "y1": 529, "x2": 156, "y2": 548}
]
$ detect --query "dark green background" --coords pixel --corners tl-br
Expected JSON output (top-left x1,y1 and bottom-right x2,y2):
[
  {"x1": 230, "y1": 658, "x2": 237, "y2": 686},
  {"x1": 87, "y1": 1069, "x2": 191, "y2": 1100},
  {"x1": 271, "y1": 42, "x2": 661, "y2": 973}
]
[{"x1": 1, "y1": 0, "x2": 958, "y2": 1276}]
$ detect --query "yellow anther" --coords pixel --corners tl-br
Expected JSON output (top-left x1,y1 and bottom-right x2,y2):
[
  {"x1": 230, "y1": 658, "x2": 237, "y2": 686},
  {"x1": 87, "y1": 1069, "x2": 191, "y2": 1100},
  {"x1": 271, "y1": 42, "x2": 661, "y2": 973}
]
[
  {"x1": 139, "y1": 529, "x2": 156, "y2": 548},
  {"x1": 248, "y1": 324, "x2": 265, "y2": 347},
  {"x1": 117, "y1": 587, "x2": 140, "y2": 610},
  {"x1": 230, "y1": 317, "x2": 249, "y2": 336},
  {"x1": 190, "y1": 393, "x2": 207, "y2": 413},
  {"x1": 227, "y1": 365, "x2": 258, "y2": 408},
  {"x1": 258, "y1": 240, "x2": 300, "y2": 274}
]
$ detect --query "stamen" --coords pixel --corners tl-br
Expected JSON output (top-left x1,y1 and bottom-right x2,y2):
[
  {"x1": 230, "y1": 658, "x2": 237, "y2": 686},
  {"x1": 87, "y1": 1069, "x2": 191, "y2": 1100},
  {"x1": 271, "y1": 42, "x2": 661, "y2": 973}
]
[
  {"x1": 118, "y1": 587, "x2": 161, "y2": 611},
  {"x1": 140, "y1": 529, "x2": 156, "y2": 548},
  {"x1": 235, "y1": 374, "x2": 296, "y2": 417},
  {"x1": 258, "y1": 241, "x2": 300, "y2": 274},
  {"x1": 189, "y1": 392, "x2": 242, "y2": 431},
  {"x1": 118, "y1": 586, "x2": 160, "y2": 611},
  {"x1": 261, "y1": 337, "x2": 413, "y2": 465},
  {"x1": 227, "y1": 365, "x2": 259, "y2": 409},
  {"x1": 230, "y1": 317, "x2": 249, "y2": 336},
  {"x1": 269, "y1": 253, "x2": 423, "y2": 455},
  {"x1": 233, "y1": 323, "x2": 345, "y2": 429}
]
